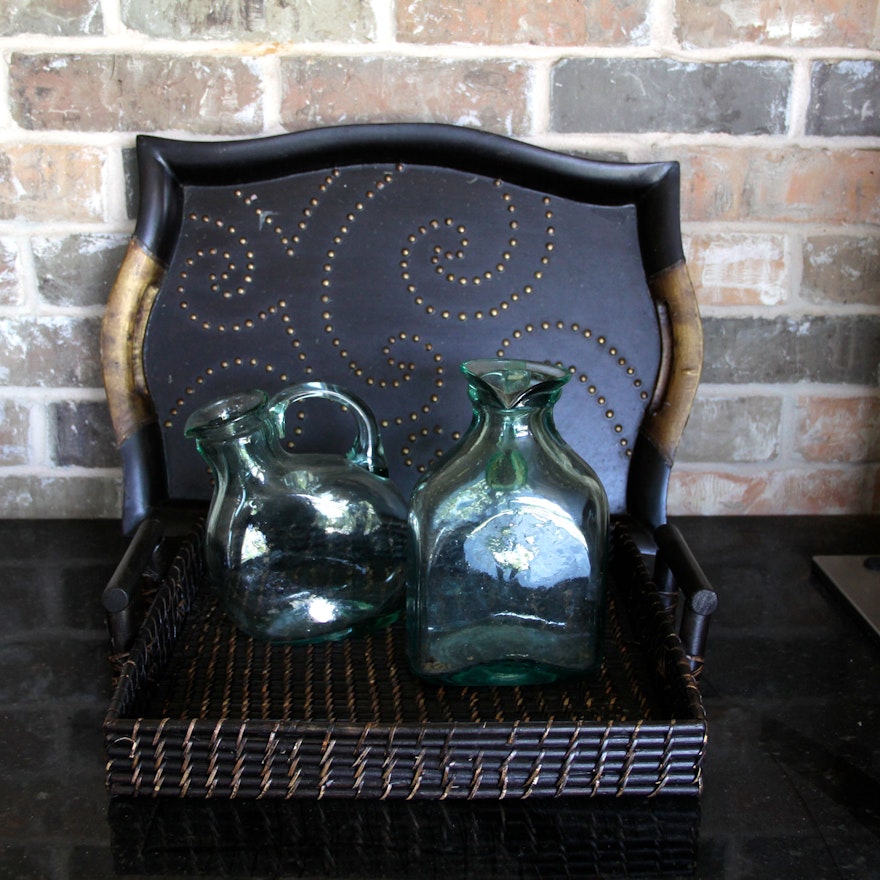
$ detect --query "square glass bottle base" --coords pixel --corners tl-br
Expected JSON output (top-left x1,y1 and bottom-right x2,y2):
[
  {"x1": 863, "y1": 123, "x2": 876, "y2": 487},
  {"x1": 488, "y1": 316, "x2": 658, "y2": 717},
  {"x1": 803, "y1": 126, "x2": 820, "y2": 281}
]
[{"x1": 414, "y1": 622, "x2": 603, "y2": 686}]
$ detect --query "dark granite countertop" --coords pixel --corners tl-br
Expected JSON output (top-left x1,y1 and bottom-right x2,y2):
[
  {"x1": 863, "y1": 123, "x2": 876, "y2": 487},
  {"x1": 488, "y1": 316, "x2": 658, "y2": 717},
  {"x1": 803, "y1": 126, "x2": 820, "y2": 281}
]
[{"x1": 1, "y1": 516, "x2": 878, "y2": 879}]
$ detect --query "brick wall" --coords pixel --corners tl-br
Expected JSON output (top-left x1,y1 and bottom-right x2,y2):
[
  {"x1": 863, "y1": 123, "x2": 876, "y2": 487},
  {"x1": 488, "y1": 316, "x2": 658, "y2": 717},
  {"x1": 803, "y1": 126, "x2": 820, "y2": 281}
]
[{"x1": 0, "y1": 0, "x2": 877, "y2": 518}]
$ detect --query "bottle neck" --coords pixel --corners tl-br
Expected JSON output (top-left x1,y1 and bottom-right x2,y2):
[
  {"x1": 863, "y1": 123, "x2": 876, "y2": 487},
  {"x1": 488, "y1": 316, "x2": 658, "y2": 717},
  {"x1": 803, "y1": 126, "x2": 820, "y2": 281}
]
[
  {"x1": 472, "y1": 399, "x2": 556, "y2": 438},
  {"x1": 194, "y1": 422, "x2": 279, "y2": 487}
]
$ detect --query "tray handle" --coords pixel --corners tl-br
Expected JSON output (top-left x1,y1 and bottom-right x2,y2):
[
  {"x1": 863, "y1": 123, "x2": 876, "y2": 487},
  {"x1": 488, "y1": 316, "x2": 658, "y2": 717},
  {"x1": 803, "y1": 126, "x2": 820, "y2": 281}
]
[
  {"x1": 653, "y1": 523, "x2": 717, "y2": 679},
  {"x1": 102, "y1": 516, "x2": 165, "y2": 656}
]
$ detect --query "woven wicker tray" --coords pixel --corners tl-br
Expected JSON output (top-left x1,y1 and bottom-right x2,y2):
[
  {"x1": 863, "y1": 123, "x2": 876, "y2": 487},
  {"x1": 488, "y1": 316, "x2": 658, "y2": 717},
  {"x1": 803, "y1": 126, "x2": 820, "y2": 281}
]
[{"x1": 104, "y1": 520, "x2": 707, "y2": 800}]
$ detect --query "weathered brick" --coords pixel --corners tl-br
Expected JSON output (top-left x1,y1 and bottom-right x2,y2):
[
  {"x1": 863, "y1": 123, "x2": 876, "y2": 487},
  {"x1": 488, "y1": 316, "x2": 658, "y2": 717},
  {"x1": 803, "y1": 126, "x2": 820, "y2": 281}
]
[
  {"x1": 398, "y1": 0, "x2": 649, "y2": 46},
  {"x1": 0, "y1": 317, "x2": 102, "y2": 387},
  {"x1": 685, "y1": 233, "x2": 788, "y2": 306},
  {"x1": 0, "y1": 401, "x2": 31, "y2": 466},
  {"x1": 121, "y1": 0, "x2": 374, "y2": 40},
  {"x1": 10, "y1": 54, "x2": 263, "y2": 134},
  {"x1": 1, "y1": 0, "x2": 102, "y2": 36},
  {"x1": 676, "y1": 148, "x2": 880, "y2": 224},
  {"x1": 794, "y1": 396, "x2": 880, "y2": 463},
  {"x1": 51, "y1": 400, "x2": 118, "y2": 468},
  {"x1": 0, "y1": 239, "x2": 23, "y2": 306},
  {"x1": 802, "y1": 235, "x2": 880, "y2": 306},
  {"x1": 702, "y1": 315, "x2": 880, "y2": 385},
  {"x1": 669, "y1": 466, "x2": 876, "y2": 515},
  {"x1": 552, "y1": 59, "x2": 790, "y2": 134},
  {"x1": 808, "y1": 61, "x2": 880, "y2": 137},
  {"x1": 674, "y1": 0, "x2": 880, "y2": 49},
  {"x1": 0, "y1": 146, "x2": 104, "y2": 222},
  {"x1": 0, "y1": 475, "x2": 121, "y2": 518},
  {"x1": 33, "y1": 234, "x2": 129, "y2": 308},
  {"x1": 677, "y1": 395, "x2": 782, "y2": 462},
  {"x1": 279, "y1": 57, "x2": 530, "y2": 135}
]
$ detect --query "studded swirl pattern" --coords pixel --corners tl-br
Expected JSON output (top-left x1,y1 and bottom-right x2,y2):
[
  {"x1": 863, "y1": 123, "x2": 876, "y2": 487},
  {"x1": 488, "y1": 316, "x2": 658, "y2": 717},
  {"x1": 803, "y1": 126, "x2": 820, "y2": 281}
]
[{"x1": 146, "y1": 163, "x2": 661, "y2": 511}]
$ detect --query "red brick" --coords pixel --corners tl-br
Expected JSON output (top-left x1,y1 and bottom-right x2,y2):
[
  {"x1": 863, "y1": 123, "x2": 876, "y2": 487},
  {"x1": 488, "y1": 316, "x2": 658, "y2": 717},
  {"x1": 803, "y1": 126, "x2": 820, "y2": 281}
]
[
  {"x1": 675, "y1": 0, "x2": 880, "y2": 49},
  {"x1": 10, "y1": 53, "x2": 262, "y2": 134},
  {"x1": 669, "y1": 467, "x2": 875, "y2": 515},
  {"x1": 685, "y1": 233, "x2": 787, "y2": 306},
  {"x1": 0, "y1": 239, "x2": 22, "y2": 306},
  {"x1": 795, "y1": 396, "x2": 880, "y2": 463},
  {"x1": 675, "y1": 147, "x2": 880, "y2": 224},
  {"x1": 122, "y1": 0, "x2": 373, "y2": 41},
  {"x1": 0, "y1": 146, "x2": 104, "y2": 222},
  {"x1": 279, "y1": 57, "x2": 530, "y2": 135},
  {"x1": 1, "y1": 0, "x2": 102, "y2": 36},
  {"x1": 398, "y1": 0, "x2": 649, "y2": 46},
  {"x1": 0, "y1": 475, "x2": 121, "y2": 518},
  {"x1": 677, "y1": 395, "x2": 782, "y2": 462},
  {"x1": 0, "y1": 317, "x2": 102, "y2": 387},
  {"x1": 33, "y1": 234, "x2": 129, "y2": 307},
  {"x1": 0, "y1": 401, "x2": 30, "y2": 465},
  {"x1": 802, "y1": 235, "x2": 880, "y2": 306}
]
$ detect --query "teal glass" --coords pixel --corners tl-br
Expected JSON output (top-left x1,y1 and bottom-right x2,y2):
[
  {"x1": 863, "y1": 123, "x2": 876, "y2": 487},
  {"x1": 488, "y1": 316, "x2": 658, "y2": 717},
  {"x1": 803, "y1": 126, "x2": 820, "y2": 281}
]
[
  {"x1": 407, "y1": 359, "x2": 609, "y2": 686},
  {"x1": 185, "y1": 383, "x2": 407, "y2": 644}
]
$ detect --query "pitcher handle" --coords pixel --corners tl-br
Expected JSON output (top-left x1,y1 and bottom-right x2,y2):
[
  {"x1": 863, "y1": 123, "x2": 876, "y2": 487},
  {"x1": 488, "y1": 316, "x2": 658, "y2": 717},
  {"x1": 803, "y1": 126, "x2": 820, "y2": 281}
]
[{"x1": 268, "y1": 382, "x2": 391, "y2": 477}]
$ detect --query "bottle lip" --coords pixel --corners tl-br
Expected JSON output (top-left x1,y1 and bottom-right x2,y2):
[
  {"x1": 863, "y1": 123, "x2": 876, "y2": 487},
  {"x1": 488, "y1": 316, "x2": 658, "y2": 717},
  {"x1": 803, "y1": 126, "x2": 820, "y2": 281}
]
[
  {"x1": 462, "y1": 358, "x2": 570, "y2": 409},
  {"x1": 184, "y1": 389, "x2": 268, "y2": 438}
]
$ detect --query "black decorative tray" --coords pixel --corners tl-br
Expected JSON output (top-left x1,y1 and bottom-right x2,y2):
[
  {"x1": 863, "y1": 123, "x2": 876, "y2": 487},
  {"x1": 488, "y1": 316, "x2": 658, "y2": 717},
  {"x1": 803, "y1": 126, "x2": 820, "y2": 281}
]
[{"x1": 104, "y1": 520, "x2": 707, "y2": 800}]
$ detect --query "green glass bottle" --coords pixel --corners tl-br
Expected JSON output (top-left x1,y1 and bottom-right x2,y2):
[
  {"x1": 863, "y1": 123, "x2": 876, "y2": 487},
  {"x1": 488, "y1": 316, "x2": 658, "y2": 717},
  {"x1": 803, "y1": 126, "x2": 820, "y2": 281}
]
[
  {"x1": 407, "y1": 359, "x2": 609, "y2": 686},
  {"x1": 185, "y1": 383, "x2": 407, "y2": 644}
]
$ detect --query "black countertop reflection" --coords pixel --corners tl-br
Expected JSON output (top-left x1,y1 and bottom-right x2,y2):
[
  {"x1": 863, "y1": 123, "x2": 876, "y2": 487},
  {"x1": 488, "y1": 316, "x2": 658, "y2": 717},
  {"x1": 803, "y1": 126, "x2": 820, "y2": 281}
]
[{"x1": 0, "y1": 516, "x2": 878, "y2": 879}]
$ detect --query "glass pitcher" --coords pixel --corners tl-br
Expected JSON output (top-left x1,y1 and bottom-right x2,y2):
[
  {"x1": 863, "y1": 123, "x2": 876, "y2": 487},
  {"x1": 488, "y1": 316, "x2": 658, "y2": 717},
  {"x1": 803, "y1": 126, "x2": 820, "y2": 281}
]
[
  {"x1": 407, "y1": 359, "x2": 609, "y2": 686},
  {"x1": 185, "y1": 382, "x2": 407, "y2": 644}
]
